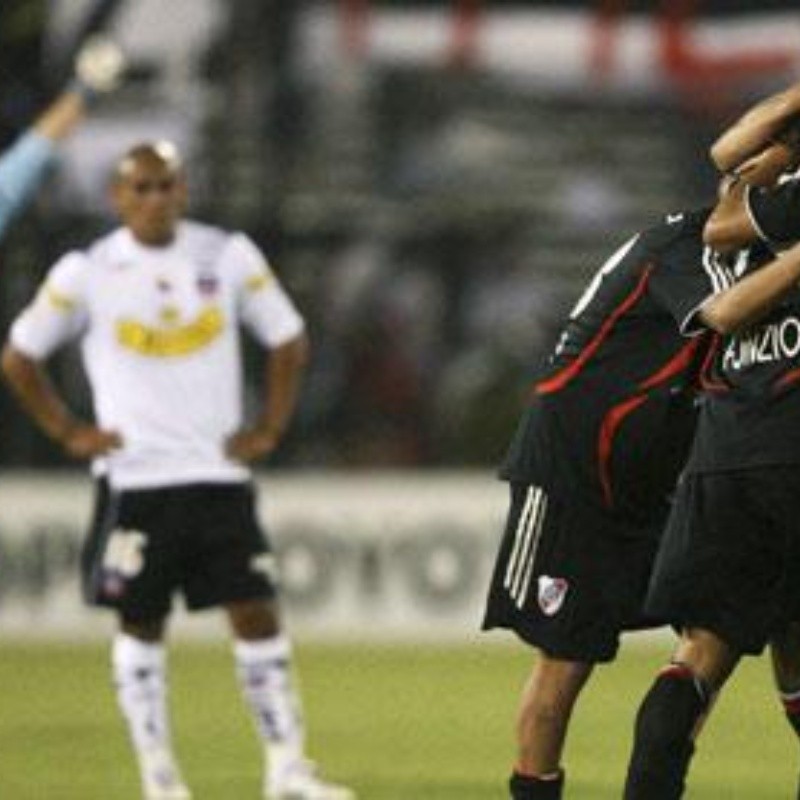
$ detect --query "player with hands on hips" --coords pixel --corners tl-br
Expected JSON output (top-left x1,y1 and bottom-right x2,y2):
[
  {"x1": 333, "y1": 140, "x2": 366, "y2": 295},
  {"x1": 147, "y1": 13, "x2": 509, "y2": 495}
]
[{"x1": 1, "y1": 141, "x2": 353, "y2": 800}]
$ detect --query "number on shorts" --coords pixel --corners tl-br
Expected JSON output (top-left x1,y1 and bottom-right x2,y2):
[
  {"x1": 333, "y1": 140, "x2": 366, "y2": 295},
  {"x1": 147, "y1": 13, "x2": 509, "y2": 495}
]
[{"x1": 102, "y1": 529, "x2": 148, "y2": 577}]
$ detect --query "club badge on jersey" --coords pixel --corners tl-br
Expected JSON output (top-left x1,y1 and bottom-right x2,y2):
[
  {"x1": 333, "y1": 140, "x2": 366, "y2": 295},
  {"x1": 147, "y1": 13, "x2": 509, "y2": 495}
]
[
  {"x1": 196, "y1": 273, "x2": 219, "y2": 296},
  {"x1": 538, "y1": 575, "x2": 569, "y2": 616}
]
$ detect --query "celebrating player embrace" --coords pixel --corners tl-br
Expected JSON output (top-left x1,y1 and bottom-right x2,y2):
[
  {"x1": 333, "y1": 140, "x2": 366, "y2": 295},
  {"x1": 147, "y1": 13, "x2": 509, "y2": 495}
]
[{"x1": 483, "y1": 125, "x2": 800, "y2": 799}]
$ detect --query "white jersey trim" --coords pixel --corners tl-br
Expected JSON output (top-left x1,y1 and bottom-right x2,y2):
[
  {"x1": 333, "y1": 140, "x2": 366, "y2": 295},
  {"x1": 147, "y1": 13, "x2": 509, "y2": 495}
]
[{"x1": 744, "y1": 185, "x2": 770, "y2": 243}]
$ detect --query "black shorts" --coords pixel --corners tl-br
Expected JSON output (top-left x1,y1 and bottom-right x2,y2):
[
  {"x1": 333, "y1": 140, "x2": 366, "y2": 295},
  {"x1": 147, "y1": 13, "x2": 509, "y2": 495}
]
[
  {"x1": 482, "y1": 483, "x2": 663, "y2": 663},
  {"x1": 81, "y1": 480, "x2": 277, "y2": 622},
  {"x1": 646, "y1": 468, "x2": 800, "y2": 655}
]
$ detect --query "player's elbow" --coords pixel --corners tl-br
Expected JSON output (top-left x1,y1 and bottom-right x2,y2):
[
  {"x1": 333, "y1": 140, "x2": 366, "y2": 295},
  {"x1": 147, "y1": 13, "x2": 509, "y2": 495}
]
[
  {"x1": 703, "y1": 215, "x2": 744, "y2": 254},
  {"x1": 1, "y1": 343, "x2": 19, "y2": 377},
  {"x1": 1, "y1": 343, "x2": 35, "y2": 384},
  {"x1": 710, "y1": 139, "x2": 737, "y2": 174},
  {"x1": 698, "y1": 303, "x2": 742, "y2": 336},
  {"x1": 273, "y1": 331, "x2": 310, "y2": 370},
  {"x1": 703, "y1": 313, "x2": 737, "y2": 336}
]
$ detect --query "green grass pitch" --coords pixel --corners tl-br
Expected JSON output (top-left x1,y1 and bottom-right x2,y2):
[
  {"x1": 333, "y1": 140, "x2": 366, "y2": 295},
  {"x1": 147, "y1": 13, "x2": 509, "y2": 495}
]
[{"x1": 0, "y1": 638, "x2": 795, "y2": 798}]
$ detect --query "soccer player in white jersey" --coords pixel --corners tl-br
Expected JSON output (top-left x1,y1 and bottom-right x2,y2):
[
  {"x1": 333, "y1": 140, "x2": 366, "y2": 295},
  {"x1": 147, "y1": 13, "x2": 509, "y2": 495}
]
[{"x1": 1, "y1": 142, "x2": 355, "y2": 800}]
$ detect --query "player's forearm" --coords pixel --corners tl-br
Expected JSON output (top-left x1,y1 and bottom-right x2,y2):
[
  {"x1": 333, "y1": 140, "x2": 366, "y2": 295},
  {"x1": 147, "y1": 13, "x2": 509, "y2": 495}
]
[
  {"x1": 32, "y1": 91, "x2": 87, "y2": 142},
  {"x1": 700, "y1": 242, "x2": 800, "y2": 335},
  {"x1": 0, "y1": 91, "x2": 87, "y2": 237},
  {"x1": 0, "y1": 132, "x2": 57, "y2": 237},
  {"x1": 254, "y1": 333, "x2": 309, "y2": 440},
  {"x1": 711, "y1": 85, "x2": 800, "y2": 172},
  {"x1": 0, "y1": 345, "x2": 78, "y2": 442}
]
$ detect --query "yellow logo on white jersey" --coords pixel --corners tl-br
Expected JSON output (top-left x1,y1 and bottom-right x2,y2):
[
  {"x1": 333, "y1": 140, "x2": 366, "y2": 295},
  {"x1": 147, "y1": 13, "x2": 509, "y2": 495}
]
[{"x1": 116, "y1": 306, "x2": 224, "y2": 357}]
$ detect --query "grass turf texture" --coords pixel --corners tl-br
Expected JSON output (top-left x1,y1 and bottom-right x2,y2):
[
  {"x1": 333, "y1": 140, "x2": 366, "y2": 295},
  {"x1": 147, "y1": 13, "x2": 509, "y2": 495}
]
[{"x1": 0, "y1": 639, "x2": 795, "y2": 798}]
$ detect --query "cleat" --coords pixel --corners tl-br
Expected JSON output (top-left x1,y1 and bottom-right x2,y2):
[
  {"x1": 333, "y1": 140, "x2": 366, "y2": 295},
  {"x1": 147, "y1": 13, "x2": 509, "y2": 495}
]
[
  {"x1": 140, "y1": 750, "x2": 192, "y2": 800},
  {"x1": 266, "y1": 760, "x2": 355, "y2": 800},
  {"x1": 145, "y1": 787, "x2": 192, "y2": 800}
]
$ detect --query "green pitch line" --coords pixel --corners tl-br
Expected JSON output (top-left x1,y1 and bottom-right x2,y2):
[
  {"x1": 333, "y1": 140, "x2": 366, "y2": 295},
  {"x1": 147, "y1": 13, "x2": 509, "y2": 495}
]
[{"x1": 0, "y1": 638, "x2": 794, "y2": 798}]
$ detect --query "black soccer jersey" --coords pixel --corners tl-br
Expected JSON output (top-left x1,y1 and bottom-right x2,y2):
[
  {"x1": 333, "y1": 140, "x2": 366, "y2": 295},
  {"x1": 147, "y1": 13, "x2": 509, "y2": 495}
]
[
  {"x1": 746, "y1": 176, "x2": 800, "y2": 247},
  {"x1": 687, "y1": 179, "x2": 800, "y2": 473},
  {"x1": 501, "y1": 209, "x2": 732, "y2": 524}
]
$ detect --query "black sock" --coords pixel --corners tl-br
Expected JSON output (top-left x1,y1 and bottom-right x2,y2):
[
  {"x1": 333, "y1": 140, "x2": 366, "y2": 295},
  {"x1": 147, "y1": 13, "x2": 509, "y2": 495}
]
[
  {"x1": 509, "y1": 770, "x2": 564, "y2": 799},
  {"x1": 781, "y1": 692, "x2": 800, "y2": 738},
  {"x1": 624, "y1": 664, "x2": 711, "y2": 800}
]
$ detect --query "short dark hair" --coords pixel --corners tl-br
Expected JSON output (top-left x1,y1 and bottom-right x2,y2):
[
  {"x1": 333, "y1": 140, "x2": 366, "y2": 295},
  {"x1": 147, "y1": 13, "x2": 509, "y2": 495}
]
[
  {"x1": 114, "y1": 140, "x2": 184, "y2": 181},
  {"x1": 774, "y1": 114, "x2": 800, "y2": 151}
]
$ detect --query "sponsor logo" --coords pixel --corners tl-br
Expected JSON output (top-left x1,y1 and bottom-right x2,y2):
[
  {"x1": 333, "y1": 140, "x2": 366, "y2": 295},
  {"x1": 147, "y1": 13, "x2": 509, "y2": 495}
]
[
  {"x1": 537, "y1": 575, "x2": 568, "y2": 616},
  {"x1": 721, "y1": 316, "x2": 800, "y2": 371},
  {"x1": 116, "y1": 306, "x2": 224, "y2": 357},
  {"x1": 158, "y1": 305, "x2": 181, "y2": 325}
]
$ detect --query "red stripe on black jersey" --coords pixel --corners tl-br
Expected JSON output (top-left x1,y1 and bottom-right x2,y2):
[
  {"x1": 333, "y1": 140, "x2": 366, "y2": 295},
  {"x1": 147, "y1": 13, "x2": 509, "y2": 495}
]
[
  {"x1": 773, "y1": 366, "x2": 800, "y2": 392},
  {"x1": 638, "y1": 338, "x2": 703, "y2": 392},
  {"x1": 597, "y1": 394, "x2": 649, "y2": 508},
  {"x1": 535, "y1": 265, "x2": 653, "y2": 396},
  {"x1": 698, "y1": 334, "x2": 730, "y2": 393}
]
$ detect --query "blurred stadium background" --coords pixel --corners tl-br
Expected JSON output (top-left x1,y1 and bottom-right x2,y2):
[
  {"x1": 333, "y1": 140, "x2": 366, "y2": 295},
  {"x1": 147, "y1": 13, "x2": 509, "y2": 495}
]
[{"x1": 2, "y1": 2, "x2": 800, "y2": 797}]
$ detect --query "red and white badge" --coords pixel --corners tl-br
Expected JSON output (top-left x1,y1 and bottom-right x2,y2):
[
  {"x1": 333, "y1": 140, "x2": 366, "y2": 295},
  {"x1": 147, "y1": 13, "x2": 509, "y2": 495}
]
[{"x1": 538, "y1": 575, "x2": 569, "y2": 616}]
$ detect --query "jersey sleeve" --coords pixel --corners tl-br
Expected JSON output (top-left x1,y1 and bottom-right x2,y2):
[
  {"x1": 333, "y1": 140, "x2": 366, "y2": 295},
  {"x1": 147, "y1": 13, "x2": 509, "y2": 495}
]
[
  {"x1": 745, "y1": 178, "x2": 800, "y2": 246},
  {"x1": 0, "y1": 131, "x2": 57, "y2": 240},
  {"x1": 225, "y1": 233, "x2": 305, "y2": 347},
  {"x1": 649, "y1": 237, "x2": 731, "y2": 337},
  {"x1": 9, "y1": 252, "x2": 90, "y2": 358}
]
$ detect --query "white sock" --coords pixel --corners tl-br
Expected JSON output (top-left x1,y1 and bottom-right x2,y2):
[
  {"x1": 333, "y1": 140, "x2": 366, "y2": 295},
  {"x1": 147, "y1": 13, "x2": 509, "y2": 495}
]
[
  {"x1": 234, "y1": 635, "x2": 306, "y2": 780},
  {"x1": 112, "y1": 633, "x2": 175, "y2": 762}
]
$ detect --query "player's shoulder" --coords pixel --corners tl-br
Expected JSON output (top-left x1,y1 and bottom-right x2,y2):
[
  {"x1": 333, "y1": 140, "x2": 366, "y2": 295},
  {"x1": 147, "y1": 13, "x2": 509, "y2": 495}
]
[
  {"x1": 180, "y1": 219, "x2": 232, "y2": 249},
  {"x1": 179, "y1": 219, "x2": 250, "y2": 267},
  {"x1": 83, "y1": 226, "x2": 131, "y2": 265},
  {"x1": 49, "y1": 249, "x2": 91, "y2": 275},
  {"x1": 42, "y1": 248, "x2": 97, "y2": 297},
  {"x1": 640, "y1": 207, "x2": 711, "y2": 255}
]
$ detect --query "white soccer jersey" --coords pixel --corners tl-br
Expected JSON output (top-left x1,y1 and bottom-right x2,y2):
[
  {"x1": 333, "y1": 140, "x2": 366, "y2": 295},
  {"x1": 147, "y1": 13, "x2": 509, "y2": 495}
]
[{"x1": 10, "y1": 221, "x2": 305, "y2": 489}]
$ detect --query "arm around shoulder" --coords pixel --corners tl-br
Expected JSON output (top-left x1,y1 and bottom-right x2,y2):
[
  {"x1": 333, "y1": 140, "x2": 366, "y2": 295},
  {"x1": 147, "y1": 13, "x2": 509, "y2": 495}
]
[
  {"x1": 699, "y1": 242, "x2": 800, "y2": 335},
  {"x1": 710, "y1": 83, "x2": 800, "y2": 173}
]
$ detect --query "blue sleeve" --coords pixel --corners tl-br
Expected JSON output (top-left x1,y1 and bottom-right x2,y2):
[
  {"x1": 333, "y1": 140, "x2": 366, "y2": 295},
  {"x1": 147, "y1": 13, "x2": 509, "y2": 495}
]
[{"x1": 0, "y1": 131, "x2": 57, "y2": 240}]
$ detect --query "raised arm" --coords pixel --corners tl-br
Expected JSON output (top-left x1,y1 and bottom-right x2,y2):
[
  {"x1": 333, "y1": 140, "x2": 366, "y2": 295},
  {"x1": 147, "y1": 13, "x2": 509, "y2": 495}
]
[
  {"x1": 710, "y1": 82, "x2": 800, "y2": 173},
  {"x1": 704, "y1": 137, "x2": 800, "y2": 253},
  {"x1": 698, "y1": 241, "x2": 800, "y2": 335},
  {"x1": 37, "y1": 35, "x2": 125, "y2": 143},
  {"x1": 0, "y1": 36, "x2": 124, "y2": 238}
]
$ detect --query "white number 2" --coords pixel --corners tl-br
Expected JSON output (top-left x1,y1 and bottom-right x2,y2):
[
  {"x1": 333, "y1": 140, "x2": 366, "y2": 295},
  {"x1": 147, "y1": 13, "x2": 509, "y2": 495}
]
[{"x1": 103, "y1": 529, "x2": 148, "y2": 577}]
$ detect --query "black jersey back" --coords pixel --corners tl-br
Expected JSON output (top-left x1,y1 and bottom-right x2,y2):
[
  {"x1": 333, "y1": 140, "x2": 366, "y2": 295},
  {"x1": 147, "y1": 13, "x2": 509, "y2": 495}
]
[{"x1": 501, "y1": 209, "x2": 727, "y2": 524}]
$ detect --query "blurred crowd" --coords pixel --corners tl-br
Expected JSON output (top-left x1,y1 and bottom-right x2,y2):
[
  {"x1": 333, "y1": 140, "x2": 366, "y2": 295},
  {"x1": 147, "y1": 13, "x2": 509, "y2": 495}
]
[{"x1": 1, "y1": 0, "x2": 788, "y2": 468}]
